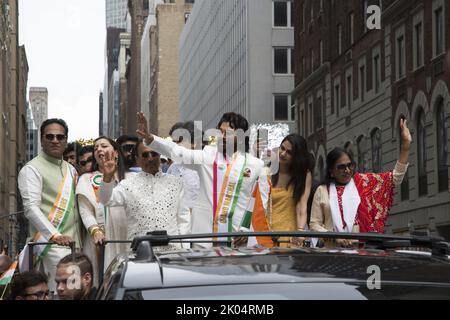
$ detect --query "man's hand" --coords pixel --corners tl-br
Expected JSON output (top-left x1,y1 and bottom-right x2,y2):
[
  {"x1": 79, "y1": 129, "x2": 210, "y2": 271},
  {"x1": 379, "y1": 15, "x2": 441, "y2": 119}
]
[
  {"x1": 336, "y1": 238, "x2": 358, "y2": 248},
  {"x1": 51, "y1": 234, "x2": 73, "y2": 247},
  {"x1": 232, "y1": 236, "x2": 248, "y2": 247},
  {"x1": 98, "y1": 149, "x2": 117, "y2": 183},
  {"x1": 136, "y1": 112, "x2": 154, "y2": 145}
]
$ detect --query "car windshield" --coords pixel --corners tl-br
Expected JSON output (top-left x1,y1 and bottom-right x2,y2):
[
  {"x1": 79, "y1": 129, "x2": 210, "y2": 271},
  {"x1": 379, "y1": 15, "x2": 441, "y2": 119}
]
[{"x1": 122, "y1": 283, "x2": 450, "y2": 300}]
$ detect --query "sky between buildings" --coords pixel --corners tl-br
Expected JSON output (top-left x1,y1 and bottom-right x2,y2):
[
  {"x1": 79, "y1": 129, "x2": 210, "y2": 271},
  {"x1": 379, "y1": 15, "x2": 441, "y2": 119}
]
[{"x1": 19, "y1": 0, "x2": 106, "y2": 141}]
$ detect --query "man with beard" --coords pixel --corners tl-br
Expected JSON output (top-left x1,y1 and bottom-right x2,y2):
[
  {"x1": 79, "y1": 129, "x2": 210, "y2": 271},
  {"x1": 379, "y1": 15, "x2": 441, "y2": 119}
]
[
  {"x1": 116, "y1": 135, "x2": 141, "y2": 173},
  {"x1": 55, "y1": 253, "x2": 96, "y2": 300},
  {"x1": 136, "y1": 112, "x2": 272, "y2": 247}
]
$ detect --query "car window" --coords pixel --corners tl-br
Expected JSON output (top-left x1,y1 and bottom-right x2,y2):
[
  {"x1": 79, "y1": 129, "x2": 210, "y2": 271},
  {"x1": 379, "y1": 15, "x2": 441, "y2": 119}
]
[{"x1": 123, "y1": 283, "x2": 450, "y2": 300}]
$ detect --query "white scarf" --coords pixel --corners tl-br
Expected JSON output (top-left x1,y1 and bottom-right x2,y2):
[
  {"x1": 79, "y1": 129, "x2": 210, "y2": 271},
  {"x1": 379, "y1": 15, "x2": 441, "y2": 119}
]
[{"x1": 329, "y1": 179, "x2": 361, "y2": 233}]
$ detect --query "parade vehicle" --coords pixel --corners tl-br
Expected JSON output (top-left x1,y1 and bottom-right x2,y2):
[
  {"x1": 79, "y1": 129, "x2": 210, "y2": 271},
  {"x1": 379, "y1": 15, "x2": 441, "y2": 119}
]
[{"x1": 96, "y1": 231, "x2": 450, "y2": 300}]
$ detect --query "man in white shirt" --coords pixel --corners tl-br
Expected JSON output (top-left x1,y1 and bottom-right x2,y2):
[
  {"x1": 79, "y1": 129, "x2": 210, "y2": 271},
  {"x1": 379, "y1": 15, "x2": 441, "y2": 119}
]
[
  {"x1": 98, "y1": 140, "x2": 189, "y2": 243},
  {"x1": 167, "y1": 121, "x2": 201, "y2": 235},
  {"x1": 136, "y1": 112, "x2": 271, "y2": 246},
  {"x1": 18, "y1": 119, "x2": 81, "y2": 292}
]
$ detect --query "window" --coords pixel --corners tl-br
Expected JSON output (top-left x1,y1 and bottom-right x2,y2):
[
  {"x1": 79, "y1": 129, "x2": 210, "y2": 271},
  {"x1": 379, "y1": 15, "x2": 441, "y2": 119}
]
[
  {"x1": 310, "y1": 49, "x2": 314, "y2": 72},
  {"x1": 338, "y1": 24, "x2": 342, "y2": 54},
  {"x1": 350, "y1": 12, "x2": 355, "y2": 45},
  {"x1": 308, "y1": 100, "x2": 313, "y2": 135},
  {"x1": 346, "y1": 73, "x2": 352, "y2": 109},
  {"x1": 436, "y1": 100, "x2": 449, "y2": 192},
  {"x1": 302, "y1": 3, "x2": 306, "y2": 32},
  {"x1": 435, "y1": 7, "x2": 444, "y2": 56},
  {"x1": 314, "y1": 96, "x2": 323, "y2": 131},
  {"x1": 273, "y1": 1, "x2": 292, "y2": 27},
  {"x1": 357, "y1": 136, "x2": 367, "y2": 173},
  {"x1": 373, "y1": 54, "x2": 380, "y2": 93},
  {"x1": 333, "y1": 83, "x2": 340, "y2": 115},
  {"x1": 274, "y1": 95, "x2": 294, "y2": 121},
  {"x1": 371, "y1": 128, "x2": 382, "y2": 173},
  {"x1": 300, "y1": 109, "x2": 305, "y2": 136},
  {"x1": 317, "y1": 157, "x2": 325, "y2": 182},
  {"x1": 417, "y1": 110, "x2": 428, "y2": 196},
  {"x1": 319, "y1": 40, "x2": 323, "y2": 65},
  {"x1": 274, "y1": 48, "x2": 293, "y2": 74},
  {"x1": 397, "y1": 34, "x2": 405, "y2": 79},
  {"x1": 360, "y1": 65, "x2": 366, "y2": 102},
  {"x1": 414, "y1": 21, "x2": 424, "y2": 68},
  {"x1": 302, "y1": 56, "x2": 305, "y2": 80}
]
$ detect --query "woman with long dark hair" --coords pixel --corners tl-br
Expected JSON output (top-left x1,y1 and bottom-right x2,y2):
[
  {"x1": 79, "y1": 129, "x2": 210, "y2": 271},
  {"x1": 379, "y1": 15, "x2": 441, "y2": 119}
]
[
  {"x1": 75, "y1": 136, "x2": 127, "y2": 285},
  {"x1": 310, "y1": 119, "x2": 411, "y2": 247},
  {"x1": 268, "y1": 134, "x2": 314, "y2": 246}
]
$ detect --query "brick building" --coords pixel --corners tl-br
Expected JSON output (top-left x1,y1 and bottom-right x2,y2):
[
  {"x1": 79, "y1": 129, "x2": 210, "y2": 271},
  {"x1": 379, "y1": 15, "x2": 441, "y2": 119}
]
[{"x1": 293, "y1": 0, "x2": 450, "y2": 239}]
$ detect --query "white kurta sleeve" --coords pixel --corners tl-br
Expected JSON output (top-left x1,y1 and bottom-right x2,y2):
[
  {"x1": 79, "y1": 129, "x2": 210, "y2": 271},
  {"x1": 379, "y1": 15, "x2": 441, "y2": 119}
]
[
  {"x1": 18, "y1": 165, "x2": 59, "y2": 240},
  {"x1": 77, "y1": 194, "x2": 98, "y2": 230},
  {"x1": 147, "y1": 136, "x2": 206, "y2": 169},
  {"x1": 99, "y1": 181, "x2": 127, "y2": 207},
  {"x1": 177, "y1": 188, "x2": 192, "y2": 236}
]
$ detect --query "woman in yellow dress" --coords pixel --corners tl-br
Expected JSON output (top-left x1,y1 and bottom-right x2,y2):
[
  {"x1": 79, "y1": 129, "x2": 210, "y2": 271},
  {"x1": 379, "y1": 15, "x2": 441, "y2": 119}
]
[{"x1": 269, "y1": 134, "x2": 314, "y2": 247}]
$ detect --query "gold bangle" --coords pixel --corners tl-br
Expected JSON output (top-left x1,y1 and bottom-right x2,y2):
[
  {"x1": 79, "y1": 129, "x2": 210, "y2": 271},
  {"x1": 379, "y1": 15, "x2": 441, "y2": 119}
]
[{"x1": 89, "y1": 226, "x2": 100, "y2": 237}]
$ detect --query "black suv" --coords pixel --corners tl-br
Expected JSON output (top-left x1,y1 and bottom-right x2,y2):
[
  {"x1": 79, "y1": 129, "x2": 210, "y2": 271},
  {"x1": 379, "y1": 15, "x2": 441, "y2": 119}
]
[{"x1": 97, "y1": 231, "x2": 450, "y2": 300}]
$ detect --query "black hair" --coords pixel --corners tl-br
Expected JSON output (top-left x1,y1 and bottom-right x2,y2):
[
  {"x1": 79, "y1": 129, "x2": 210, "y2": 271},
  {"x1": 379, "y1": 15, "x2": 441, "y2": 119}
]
[
  {"x1": 323, "y1": 147, "x2": 356, "y2": 187},
  {"x1": 57, "y1": 253, "x2": 93, "y2": 279},
  {"x1": 9, "y1": 271, "x2": 48, "y2": 300},
  {"x1": 217, "y1": 112, "x2": 250, "y2": 153},
  {"x1": 272, "y1": 134, "x2": 315, "y2": 203},
  {"x1": 64, "y1": 142, "x2": 82, "y2": 157},
  {"x1": 77, "y1": 145, "x2": 94, "y2": 161},
  {"x1": 92, "y1": 136, "x2": 126, "y2": 181},
  {"x1": 170, "y1": 121, "x2": 205, "y2": 147},
  {"x1": 116, "y1": 135, "x2": 139, "y2": 146},
  {"x1": 40, "y1": 118, "x2": 69, "y2": 139}
]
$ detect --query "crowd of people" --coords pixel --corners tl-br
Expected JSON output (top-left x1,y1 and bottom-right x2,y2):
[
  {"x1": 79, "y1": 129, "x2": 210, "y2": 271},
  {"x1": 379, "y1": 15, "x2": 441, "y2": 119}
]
[{"x1": 0, "y1": 111, "x2": 411, "y2": 300}]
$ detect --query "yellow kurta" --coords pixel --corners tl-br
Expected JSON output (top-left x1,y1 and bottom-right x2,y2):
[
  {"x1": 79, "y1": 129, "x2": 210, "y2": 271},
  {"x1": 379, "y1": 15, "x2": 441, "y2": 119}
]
[{"x1": 270, "y1": 185, "x2": 297, "y2": 247}]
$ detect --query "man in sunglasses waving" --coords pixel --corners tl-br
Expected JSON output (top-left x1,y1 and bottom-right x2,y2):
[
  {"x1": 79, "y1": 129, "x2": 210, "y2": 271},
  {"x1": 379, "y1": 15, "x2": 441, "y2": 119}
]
[
  {"x1": 18, "y1": 119, "x2": 81, "y2": 292},
  {"x1": 98, "y1": 139, "x2": 189, "y2": 246}
]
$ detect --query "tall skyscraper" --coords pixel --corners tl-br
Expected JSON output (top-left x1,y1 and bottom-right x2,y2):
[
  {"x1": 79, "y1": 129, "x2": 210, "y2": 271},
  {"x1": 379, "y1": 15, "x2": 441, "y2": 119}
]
[
  {"x1": 105, "y1": 0, "x2": 128, "y2": 29},
  {"x1": 29, "y1": 87, "x2": 48, "y2": 151}
]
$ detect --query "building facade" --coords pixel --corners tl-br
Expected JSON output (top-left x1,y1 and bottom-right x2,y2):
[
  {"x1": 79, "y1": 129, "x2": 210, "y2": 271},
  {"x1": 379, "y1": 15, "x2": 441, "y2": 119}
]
[
  {"x1": 142, "y1": 0, "x2": 194, "y2": 136},
  {"x1": 106, "y1": 0, "x2": 128, "y2": 29},
  {"x1": 0, "y1": 0, "x2": 29, "y2": 255},
  {"x1": 179, "y1": 0, "x2": 295, "y2": 131},
  {"x1": 293, "y1": 0, "x2": 450, "y2": 240}
]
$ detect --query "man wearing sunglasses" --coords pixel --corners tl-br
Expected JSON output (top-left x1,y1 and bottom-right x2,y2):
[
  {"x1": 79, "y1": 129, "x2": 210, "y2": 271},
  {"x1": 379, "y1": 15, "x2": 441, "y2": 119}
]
[
  {"x1": 116, "y1": 135, "x2": 141, "y2": 173},
  {"x1": 98, "y1": 139, "x2": 189, "y2": 243},
  {"x1": 77, "y1": 145, "x2": 94, "y2": 176},
  {"x1": 18, "y1": 118, "x2": 81, "y2": 292}
]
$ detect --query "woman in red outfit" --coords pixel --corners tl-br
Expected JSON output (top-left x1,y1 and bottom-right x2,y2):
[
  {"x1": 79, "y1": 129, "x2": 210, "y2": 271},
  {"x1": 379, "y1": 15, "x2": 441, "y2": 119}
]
[{"x1": 310, "y1": 119, "x2": 411, "y2": 247}]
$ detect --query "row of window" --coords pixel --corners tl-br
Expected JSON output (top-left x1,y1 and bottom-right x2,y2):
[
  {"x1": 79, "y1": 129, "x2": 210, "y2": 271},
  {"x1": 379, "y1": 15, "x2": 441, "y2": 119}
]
[{"x1": 395, "y1": 4, "x2": 445, "y2": 81}]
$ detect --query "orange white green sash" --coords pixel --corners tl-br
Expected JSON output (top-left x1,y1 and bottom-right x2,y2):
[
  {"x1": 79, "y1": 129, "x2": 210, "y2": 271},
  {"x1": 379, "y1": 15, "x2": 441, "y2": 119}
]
[
  {"x1": 19, "y1": 165, "x2": 76, "y2": 270},
  {"x1": 90, "y1": 172, "x2": 107, "y2": 226},
  {"x1": 213, "y1": 153, "x2": 248, "y2": 242}
]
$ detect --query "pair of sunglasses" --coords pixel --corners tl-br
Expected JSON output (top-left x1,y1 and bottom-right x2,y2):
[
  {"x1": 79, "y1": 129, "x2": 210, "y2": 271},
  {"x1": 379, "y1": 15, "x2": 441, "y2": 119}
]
[
  {"x1": 121, "y1": 144, "x2": 135, "y2": 153},
  {"x1": 336, "y1": 162, "x2": 356, "y2": 171},
  {"x1": 141, "y1": 151, "x2": 159, "y2": 159},
  {"x1": 45, "y1": 134, "x2": 67, "y2": 141},
  {"x1": 79, "y1": 158, "x2": 93, "y2": 166}
]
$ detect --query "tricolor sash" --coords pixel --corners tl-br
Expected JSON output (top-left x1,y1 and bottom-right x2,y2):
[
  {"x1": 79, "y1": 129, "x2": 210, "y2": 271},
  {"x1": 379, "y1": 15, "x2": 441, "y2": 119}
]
[
  {"x1": 213, "y1": 153, "x2": 248, "y2": 243},
  {"x1": 19, "y1": 164, "x2": 77, "y2": 271},
  {"x1": 89, "y1": 173, "x2": 107, "y2": 226}
]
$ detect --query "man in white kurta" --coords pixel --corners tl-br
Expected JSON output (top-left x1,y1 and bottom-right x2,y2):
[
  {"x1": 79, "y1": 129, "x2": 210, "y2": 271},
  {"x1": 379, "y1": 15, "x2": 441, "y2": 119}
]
[
  {"x1": 98, "y1": 141, "x2": 189, "y2": 247},
  {"x1": 18, "y1": 119, "x2": 81, "y2": 292},
  {"x1": 137, "y1": 112, "x2": 270, "y2": 246}
]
